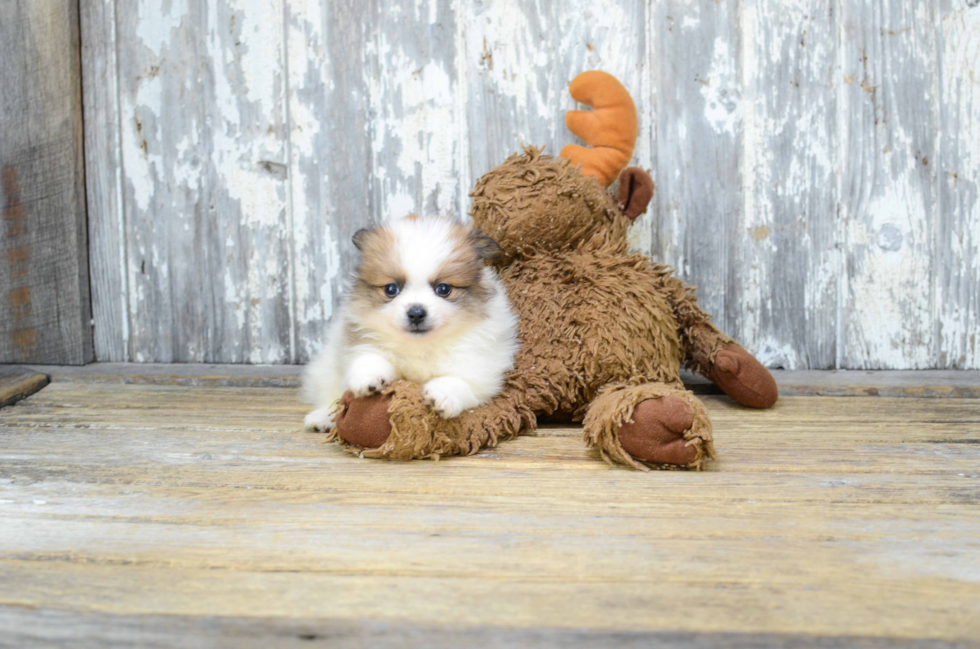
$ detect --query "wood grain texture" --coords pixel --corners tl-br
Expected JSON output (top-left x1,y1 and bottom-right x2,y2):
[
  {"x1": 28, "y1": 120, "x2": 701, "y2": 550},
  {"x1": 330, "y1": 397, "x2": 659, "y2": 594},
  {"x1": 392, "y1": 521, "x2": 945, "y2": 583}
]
[
  {"x1": 80, "y1": 0, "x2": 127, "y2": 362},
  {"x1": 0, "y1": 381, "x2": 978, "y2": 643},
  {"x1": 461, "y1": 0, "x2": 553, "y2": 186},
  {"x1": 737, "y1": 0, "x2": 839, "y2": 368},
  {"x1": 286, "y1": 0, "x2": 373, "y2": 363},
  {"x1": 367, "y1": 0, "x2": 462, "y2": 222},
  {"x1": 938, "y1": 1, "x2": 980, "y2": 369},
  {"x1": 651, "y1": 0, "x2": 742, "y2": 342},
  {"x1": 0, "y1": 611, "x2": 975, "y2": 649},
  {"x1": 112, "y1": 0, "x2": 292, "y2": 363},
  {"x1": 0, "y1": 0, "x2": 92, "y2": 365},
  {"x1": 82, "y1": 1, "x2": 980, "y2": 368},
  {"x1": 839, "y1": 1, "x2": 940, "y2": 368}
]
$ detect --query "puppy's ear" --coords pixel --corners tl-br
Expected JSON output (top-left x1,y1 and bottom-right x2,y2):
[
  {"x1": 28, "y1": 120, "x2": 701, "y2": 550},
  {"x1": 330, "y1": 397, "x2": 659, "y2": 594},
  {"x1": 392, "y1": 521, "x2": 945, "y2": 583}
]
[
  {"x1": 352, "y1": 228, "x2": 372, "y2": 251},
  {"x1": 614, "y1": 167, "x2": 655, "y2": 221},
  {"x1": 470, "y1": 233, "x2": 503, "y2": 260}
]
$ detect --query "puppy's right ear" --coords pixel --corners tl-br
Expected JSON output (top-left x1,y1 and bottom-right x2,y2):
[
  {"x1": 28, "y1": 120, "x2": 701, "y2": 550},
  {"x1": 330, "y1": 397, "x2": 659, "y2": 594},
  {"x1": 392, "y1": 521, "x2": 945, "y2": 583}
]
[
  {"x1": 352, "y1": 228, "x2": 372, "y2": 251},
  {"x1": 470, "y1": 233, "x2": 503, "y2": 260}
]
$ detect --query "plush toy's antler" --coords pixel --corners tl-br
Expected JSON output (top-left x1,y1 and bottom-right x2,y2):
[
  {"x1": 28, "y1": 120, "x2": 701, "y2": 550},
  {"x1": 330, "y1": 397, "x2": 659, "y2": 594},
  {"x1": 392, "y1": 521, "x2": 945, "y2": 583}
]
[{"x1": 560, "y1": 71, "x2": 638, "y2": 187}]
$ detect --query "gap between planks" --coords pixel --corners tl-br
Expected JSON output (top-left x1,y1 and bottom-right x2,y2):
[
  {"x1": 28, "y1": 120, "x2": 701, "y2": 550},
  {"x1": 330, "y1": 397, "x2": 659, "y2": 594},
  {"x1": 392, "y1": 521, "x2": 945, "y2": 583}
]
[{"x1": 18, "y1": 363, "x2": 980, "y2": 398}]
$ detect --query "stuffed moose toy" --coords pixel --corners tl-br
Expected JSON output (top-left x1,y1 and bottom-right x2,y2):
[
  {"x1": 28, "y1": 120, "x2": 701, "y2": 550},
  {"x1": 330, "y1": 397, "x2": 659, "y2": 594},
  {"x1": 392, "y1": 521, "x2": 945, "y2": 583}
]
[{"x1": 326, "y1": 71, "x2": 778, "y2": 470}]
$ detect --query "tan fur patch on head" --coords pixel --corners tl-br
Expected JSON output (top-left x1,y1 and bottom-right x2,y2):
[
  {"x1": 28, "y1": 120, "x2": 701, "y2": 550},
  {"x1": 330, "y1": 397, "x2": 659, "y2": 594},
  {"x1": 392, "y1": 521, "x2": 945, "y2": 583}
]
[
  {"x1": 433, "y1": 224, "x2": 498, "y2": 304},
  {"x1": 353, "y1": 226, "x2": 403, "y2": 292},
  {"x1": 436, "y1": 224, "x2": 484, "y2": 286}
]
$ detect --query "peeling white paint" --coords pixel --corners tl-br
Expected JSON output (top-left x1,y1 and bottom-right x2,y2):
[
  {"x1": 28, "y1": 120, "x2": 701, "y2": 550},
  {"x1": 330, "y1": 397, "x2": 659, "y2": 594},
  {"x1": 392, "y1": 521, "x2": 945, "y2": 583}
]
[
  {"x1": 844, "y1": 176, "x2": 934, "y2": 368},
  {"x1": 839, "y1": 0, "x2": 941, "y2": 369},
  {"x1": 752, "y1": 335, "x2": 801, "y2": 369},
  {"x1": 368, "y1": 49, "x2": 458, "y2": 219},
  {"x1": 285, "y1": 0, "x2": 334, "y2": 343},
  {"x1": 463, "y1": 0, "x2": 552, "y2": 143},
  {"x1": 365, "y1": 7, "x2": 462, "y2": 222},
  {"x1": 135, "y1": 0, "x2": 189, "y2": 54},
  {"x1": 121, "y1": 75, "x2": 163, "y2": 212},
  {"x1": 937, "y1": 5, "x2": 980, "y2": 368},
  {"x1": 701, "y1": 36, "x2": 742, "y2": 136}
]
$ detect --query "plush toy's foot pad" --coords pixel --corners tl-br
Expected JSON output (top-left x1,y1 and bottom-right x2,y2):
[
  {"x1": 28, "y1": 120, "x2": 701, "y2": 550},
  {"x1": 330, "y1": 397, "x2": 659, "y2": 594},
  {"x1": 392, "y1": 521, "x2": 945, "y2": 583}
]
[
  {"x1": 334, "y1": 390, "x2": 393, "y2": 449},
  {"x1": 709, "y1": 344, "x2": 779, "y2": 409},
  {"x1": 616, "y1": 396, "x2": 697, "y2": 466}
]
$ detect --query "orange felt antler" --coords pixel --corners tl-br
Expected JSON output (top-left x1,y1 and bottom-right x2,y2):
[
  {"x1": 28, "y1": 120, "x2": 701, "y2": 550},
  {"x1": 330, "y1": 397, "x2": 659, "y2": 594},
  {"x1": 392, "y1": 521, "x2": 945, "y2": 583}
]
[{"x1": 560, "y1": 71, "x2": 638, "y2": 187}]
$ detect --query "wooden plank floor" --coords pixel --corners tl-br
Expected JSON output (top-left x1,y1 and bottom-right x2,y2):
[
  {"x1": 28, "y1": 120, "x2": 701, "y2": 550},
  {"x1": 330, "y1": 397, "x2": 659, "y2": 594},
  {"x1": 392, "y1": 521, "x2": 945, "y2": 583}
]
[{"x1": 1, "y1": 371, "x2": 979, "y2": 647}]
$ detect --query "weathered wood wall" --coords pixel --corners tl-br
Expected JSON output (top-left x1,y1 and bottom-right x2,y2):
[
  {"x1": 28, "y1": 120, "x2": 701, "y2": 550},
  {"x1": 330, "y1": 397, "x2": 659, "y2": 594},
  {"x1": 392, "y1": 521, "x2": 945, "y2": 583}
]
[
  {"x1": 82, "y1": 0, "x2": 980, "y2": 368},
  {"x1": 1, "y1": 0, "x2": 92, "y2": 364}
]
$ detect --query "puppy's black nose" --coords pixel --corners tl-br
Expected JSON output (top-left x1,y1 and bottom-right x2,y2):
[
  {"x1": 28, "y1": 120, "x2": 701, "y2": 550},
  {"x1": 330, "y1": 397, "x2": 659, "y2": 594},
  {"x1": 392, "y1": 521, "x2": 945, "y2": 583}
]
[{"x1": 407, "y1": 305, "x2": 427, "y2": 325}]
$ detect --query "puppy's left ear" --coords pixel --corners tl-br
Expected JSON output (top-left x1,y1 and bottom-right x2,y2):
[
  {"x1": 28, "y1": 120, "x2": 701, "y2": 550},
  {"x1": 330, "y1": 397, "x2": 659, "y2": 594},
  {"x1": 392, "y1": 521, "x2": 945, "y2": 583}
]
[
  {"x1": 352, "y1": 228, "x2": 372, "y2": 251},
  {"x1": 470, "y1": 233, "x2": 503, "y2": 260},
  {"x1": 614, "y1": 167, "x2": 655, "y2": 221}
]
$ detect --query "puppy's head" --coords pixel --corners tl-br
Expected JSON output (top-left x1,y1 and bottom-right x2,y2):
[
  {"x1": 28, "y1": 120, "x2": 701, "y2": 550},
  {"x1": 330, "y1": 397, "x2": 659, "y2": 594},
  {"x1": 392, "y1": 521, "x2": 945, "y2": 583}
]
[{"x1": 349, "y1": 216, "x2": 502, "y2": 339}]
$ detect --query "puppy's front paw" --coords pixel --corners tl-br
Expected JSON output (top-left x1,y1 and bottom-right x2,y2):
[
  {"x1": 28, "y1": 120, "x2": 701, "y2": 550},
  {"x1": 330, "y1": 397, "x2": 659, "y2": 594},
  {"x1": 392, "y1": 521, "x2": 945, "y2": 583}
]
[
  {"x1": 346, "y1": 355, "x2": 398, "y2": 398},
  {"x1": 304, "y1": 407, "x2": 336, "y2": 433},
  {"x1": 423, "y1": 376, "x2": 478, "y2": 419},
  {"x1": 348, "y1": 372, "x2": 395, "y2": 398}
]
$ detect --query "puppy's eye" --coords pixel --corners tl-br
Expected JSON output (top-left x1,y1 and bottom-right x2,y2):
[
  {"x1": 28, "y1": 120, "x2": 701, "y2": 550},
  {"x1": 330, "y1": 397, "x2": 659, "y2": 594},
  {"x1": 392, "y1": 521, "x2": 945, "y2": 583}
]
[
  {"x1": 434, "y1": 282, "x2": 452, "y2": 298},
  {"x1": 383, "y1": 283, "x2": 400, "y2": 298}
]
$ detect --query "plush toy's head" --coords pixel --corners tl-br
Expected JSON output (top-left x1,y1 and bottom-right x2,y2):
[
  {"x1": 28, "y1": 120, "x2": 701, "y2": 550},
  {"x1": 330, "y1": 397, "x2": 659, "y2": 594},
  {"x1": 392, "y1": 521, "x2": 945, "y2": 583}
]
[
  {"x1": 469, "y1": 146, "x2": 624, "y2": 261},
  {"x1": 469, "y1": 71, "x2": 654, "y2": 262}
]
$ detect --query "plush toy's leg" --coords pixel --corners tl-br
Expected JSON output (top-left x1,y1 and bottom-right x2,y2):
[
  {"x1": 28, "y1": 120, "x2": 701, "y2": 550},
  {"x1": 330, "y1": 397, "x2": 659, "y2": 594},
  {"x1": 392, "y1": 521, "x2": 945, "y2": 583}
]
[
  {"x1": 330, "y1": 379, "x2": 534, "y2": 460},
  {"x1": 582, "y1": 381, "x2": 714, "y2": 471},
  {"x1": 684, "y1": 322, "x2": 778, "y2": 409}
]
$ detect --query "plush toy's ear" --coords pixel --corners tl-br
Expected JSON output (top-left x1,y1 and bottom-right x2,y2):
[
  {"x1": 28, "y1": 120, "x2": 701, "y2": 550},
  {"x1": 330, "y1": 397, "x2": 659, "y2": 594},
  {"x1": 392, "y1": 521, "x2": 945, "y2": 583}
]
[
  {"x1": 470, "y1": 233, "x2": 503, "y2": 260},
  {"x1": 352, "y1": 228, "x2": 372, "y2": 251},
  {"x1": 614, "y1": 167, "x2": 654, "y2": 221}
]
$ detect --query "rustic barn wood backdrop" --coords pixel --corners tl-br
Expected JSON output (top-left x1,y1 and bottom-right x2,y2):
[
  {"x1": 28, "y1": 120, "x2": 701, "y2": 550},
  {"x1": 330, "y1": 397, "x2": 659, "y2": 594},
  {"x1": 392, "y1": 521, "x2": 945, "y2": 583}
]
[
  {"x1": 1, "y1": 0, "x2": 91, "y2": 364},
  {"x1": 75, "y1": 0, "x2": 978, "y2": 368}
]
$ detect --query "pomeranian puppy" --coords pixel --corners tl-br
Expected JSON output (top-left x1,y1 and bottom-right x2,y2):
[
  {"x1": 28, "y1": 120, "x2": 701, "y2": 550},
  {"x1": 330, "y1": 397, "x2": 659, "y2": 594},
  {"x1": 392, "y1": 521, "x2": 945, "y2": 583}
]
[{"x1": 303, "y1": 215, "x2": 518, "y2": 432}]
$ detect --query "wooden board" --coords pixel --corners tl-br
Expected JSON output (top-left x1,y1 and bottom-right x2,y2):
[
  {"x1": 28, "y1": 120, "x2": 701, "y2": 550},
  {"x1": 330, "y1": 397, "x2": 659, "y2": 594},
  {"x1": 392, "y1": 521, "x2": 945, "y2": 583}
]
[
  {"x1": 285, "y1": 0, "x2": 374, "y2": 364},
  {"x1": 735, "y1": 0, "x2": 839, "y2": 368},
  {"x1": 0, "y1": 609, "x2": 972, "y2": 649},
  {"x1": 1, "y1": 380, "x2": 978, "y2": 645},
  {"x1": 938, "y1": 1, "x2": 980, "y2": 369},
  {"x1": 80, "y1": 0, "x2": 127, "y2": 363},
  {"x1": 0, "y1": 0, "x2": 92, "y2": 365},
  {"x1": 651, "y1": 0, "x2": 741, "y2": 342},
  {"x1": 102, "y1": 0, "x2": 294, "y2": 363},
  {"x1": 0, "y1": 366, "x2": 48, "y2": 408},
  {"x1": 839, "y1": 1, "x2": 940, "y2": 368}
]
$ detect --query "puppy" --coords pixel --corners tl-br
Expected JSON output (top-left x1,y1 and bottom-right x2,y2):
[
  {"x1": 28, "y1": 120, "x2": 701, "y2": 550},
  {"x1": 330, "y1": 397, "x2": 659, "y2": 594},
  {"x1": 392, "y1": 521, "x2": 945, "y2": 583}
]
[{"x1": 303, "y1": 215, "x2": 519, "y2": 433}]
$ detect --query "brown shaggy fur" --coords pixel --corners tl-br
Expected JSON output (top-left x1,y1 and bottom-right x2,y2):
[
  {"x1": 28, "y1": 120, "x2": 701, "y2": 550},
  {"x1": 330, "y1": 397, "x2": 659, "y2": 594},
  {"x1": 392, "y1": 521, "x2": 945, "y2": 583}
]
[{"x1": 331, "y1": 146, "x2": 778, "y2": 470}]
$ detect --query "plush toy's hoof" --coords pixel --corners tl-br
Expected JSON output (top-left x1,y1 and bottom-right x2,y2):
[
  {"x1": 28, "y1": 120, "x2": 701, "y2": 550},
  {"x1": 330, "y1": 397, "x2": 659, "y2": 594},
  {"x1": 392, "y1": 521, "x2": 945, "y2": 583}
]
[
  {"x1": 333, "y1": 390, "x2": 393, "y2": 448},
  {"x1": 617, "y1": 396, "x2": 698, "y2": 465},
  {"x1": 708, "y1": 344, "x2": 778, "y2": 409}
]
